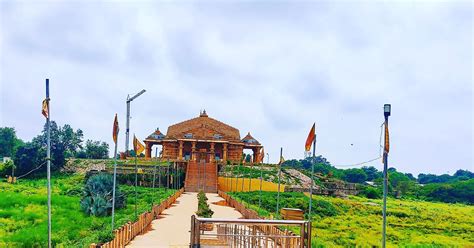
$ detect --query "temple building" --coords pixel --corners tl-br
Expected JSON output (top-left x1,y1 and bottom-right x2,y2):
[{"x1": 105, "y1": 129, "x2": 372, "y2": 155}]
[{"x1": 144, "y1": 110, "x2": 263, "y2": 164}]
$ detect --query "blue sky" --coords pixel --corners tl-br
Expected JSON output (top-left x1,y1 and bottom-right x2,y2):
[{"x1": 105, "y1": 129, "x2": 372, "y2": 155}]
[{"x1": 0, "y1": 1, "x2": 472, "y2": 175}]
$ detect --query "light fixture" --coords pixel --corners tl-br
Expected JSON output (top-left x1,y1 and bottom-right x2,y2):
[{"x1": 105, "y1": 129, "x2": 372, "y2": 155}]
[{"x1": 384, "y1": 104, "x2": 391, "y2": 117}]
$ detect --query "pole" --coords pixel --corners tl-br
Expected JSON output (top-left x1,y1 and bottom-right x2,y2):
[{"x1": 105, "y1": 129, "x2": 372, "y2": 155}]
[
  {"x1": 309, "y1": 134, "x2": 316, "y2": 218},
  {"x1": 152, "y1": 147, "x2": 158, "y2": 207},
  {"x1": 167, "y1": 160, "x2": 170, "y2": 190},
  {"x1": 382, "y1": 117, "x2": 389, "y2": 248},
  {"x1": 134, "y1": 154, "x2": 138, "y2": 219},
  {"x1": 276, "y1": 147, "x2": 282, "y2": 217},
  {"x1": 111, "y1": 129, "x2": 119, "y2": 232},
  {"x1": 125, "y1": 99, "x2": 130, "y2": 156},
  {"x1": 45, "y1": 79, "x2": 52, "y2": 248}
]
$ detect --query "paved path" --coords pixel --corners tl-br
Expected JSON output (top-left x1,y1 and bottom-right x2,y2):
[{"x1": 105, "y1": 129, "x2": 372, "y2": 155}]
[{"x1": 126, "y1": 192, "x2": 242, "y2": 248}]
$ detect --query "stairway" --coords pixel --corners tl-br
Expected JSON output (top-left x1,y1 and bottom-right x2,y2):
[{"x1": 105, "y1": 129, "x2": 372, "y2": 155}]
[{"x1": 184, "y1": 161, "x2": 218, "y2": 193}]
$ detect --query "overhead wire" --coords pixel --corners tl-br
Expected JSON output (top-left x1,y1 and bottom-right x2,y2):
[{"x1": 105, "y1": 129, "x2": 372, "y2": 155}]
[
  {"x1": 332, "y1": 122, "x2": 385, "y2": 168},
  {"x1": 16, "y1": 160, "x2": 48, "y2": 179}
]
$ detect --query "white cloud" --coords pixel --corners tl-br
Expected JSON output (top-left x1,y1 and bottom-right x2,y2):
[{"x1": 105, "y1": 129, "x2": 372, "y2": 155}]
[{"x1": 0, "y1": 1, "x2": 472, "y2": 175}]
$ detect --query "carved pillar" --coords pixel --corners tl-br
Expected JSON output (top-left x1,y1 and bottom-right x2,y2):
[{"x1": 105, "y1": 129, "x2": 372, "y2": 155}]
[
  {"x1": 223, "y1": 143, "x2": 228, "y2": 162},
  {"x1": 145, "y1": 142, "x2": 152, "y2": 159},
  {"x1": 191, "y1": 141, "x2": 197, "y2": 161},
  {"x1": 253, "y1": 148, "x2": 259, "y2": 163},
  {"x1": 178, "y1": 140, "x2": 184, "y2": 161},
  {"x1": 210, "y1": 143, "x2": 215, "y2": 162}
]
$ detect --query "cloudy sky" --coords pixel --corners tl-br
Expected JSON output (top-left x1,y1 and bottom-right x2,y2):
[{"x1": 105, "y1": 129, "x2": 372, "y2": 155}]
[{"x1": 0, "y1": 1, "x2": 472, "y2": 175}]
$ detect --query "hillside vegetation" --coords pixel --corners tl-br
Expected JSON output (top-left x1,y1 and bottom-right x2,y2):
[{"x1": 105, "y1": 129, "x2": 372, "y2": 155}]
[
  {"x1": 230, "y1": 191, "x2": 474, "y2": 247},
  {"x1": 0, "y1": 174, "x2": 175, "y2": 247}
]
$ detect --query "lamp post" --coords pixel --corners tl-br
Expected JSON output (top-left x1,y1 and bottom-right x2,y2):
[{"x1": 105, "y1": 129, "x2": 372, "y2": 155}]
[
  {"x1": 382, "y1": 104, "x2": 391, "y2": 248},
  {"x1": 125, "y1": 89, "x2": 146, "y2": 156}
]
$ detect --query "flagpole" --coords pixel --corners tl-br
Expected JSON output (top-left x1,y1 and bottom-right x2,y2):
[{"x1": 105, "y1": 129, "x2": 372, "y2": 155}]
[
  {"x1": 152, "y1": 147, "x2": 158, "y2": 207},
  {"x1": 45, "y1": 79, "x2": 52, "y2": 248},
  {"x1": 134, "y1": 151, "x2": 138, "y2": 219},
  {"x1": 111, "y1": 121, "x2": 119, "y2": 233},
  {"x1": 382, "y1": 104, "x2": 391, "y2": 248},
  {"x1": 309, "y1": 132, "x2": 316, "y2": 218},
  {"x1": 259, "y1": 154, "x2": 264, "y2": 209},
  {"x1": 276, "y1": 147, "x2": 282, "y2": 218}
]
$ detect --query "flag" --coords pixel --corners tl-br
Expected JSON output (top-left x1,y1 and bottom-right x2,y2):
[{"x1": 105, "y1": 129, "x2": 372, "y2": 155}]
[
  {"x1": 305, "y1": 123, "x2": 316, "y2": 152},
  {"x1": 112, "y1": 114, "x2": 119, "y2": 144},
  {"x1": 133, "y1": 135, "x2": 145, "y2": 155},
  {"x1": 42, "y1": 99, "x2": 49, "y2": 118},
  {"x1": 384, "y1": 122, "x2": 389, "y2": 154},
  {"x1": 279, "y1": 155, "x2": 285, "y2": 165}
]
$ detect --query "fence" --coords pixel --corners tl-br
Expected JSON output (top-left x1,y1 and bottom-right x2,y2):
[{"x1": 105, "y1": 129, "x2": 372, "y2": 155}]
[
  {"x1": 191, "y1": 217, "x2": 311, "y2": 248},
  {"x1": 218, "y1": 177, "x2": 285, "y2": 192},
  {"x1": 89, "y1": 188, "x2": 184, "y2": 248},
  {"x1": 216, "y1": 191, "x2": 311, "y2": 247}
]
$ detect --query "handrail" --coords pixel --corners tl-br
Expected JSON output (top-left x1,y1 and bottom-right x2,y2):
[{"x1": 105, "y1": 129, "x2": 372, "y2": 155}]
[{"x1": 196, "y1": 217, "x2": 308, "y2": 225}]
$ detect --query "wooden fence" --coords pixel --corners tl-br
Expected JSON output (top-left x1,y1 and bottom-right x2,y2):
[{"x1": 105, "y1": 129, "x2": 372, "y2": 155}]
[
  {"x1": 218, "y1": 190, "x2": 310, "y2": 246},
  {"x1": 90, "y1": 188, "x2": 184, "y2": 248}
]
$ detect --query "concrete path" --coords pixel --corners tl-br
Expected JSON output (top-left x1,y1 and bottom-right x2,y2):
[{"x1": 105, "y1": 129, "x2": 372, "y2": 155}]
[{"x1": 126, "y1": 192, "x2": 242, "y2": 248}]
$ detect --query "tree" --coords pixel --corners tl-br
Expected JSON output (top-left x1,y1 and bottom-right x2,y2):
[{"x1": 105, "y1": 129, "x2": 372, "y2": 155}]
[
  {"x1": 343, "y1": 168, "x2": 368, "y2": 183},
  {"x1": 13, "y1": 142, "x2": 43, "y2": 176},
  {"x1": 83, "y1": 140, "x2": 109, "y2": 159},
  {"x1": 362, "y1": 166, "x2": 382, "y2": 181},
  {"x1": 0, "y1": 127, "x2": 23, "y2": 158}
]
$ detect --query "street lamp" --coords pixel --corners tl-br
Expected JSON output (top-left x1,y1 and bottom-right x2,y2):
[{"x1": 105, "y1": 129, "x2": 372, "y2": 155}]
[
  {"x1": 125, "y1": 89, "x2": 146, "y2": 156},
  {"x1": 382, "y1": 103, "x2": 391, "y2": 248},
  {"x1": 384, "y1": 104, "x2": 391, "y2": 117}
]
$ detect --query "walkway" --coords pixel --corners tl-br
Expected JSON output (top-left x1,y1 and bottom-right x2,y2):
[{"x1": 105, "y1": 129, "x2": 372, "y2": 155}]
[{"x1": 126, "y1": 192, "x2": 242, "y2": 247}]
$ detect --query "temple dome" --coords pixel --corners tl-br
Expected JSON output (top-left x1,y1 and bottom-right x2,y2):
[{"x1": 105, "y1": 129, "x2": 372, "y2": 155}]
[{"x1": 166, "y1": 111, "x2": 240, "y2": 141}]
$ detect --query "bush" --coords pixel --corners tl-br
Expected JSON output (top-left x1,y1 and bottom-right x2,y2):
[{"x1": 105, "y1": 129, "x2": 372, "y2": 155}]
[
  {"x1": 80, "y1": 173, "x2": 126, "y2": 216},
  {"x1": 359, "y1": 186, "x2": 381, "y2": 199},
  {"x1": 196, "y1": 190, "x2": 214, "y2": 218}
]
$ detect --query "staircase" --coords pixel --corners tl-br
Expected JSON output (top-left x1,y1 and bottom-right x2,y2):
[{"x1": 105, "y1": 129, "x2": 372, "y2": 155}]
[{"x1": 184, "y1": 161, "x2": 218, "y2": 193}]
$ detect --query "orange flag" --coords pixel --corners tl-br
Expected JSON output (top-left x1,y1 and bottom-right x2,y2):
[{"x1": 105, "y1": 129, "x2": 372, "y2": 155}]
[
  {"x1": 112, "y1": 114, "x2": 119, "y2": 144},
  {"x1": 133, "y1": 135, "x2": 145, "y2": 155},
  {"x1": 384, "y1": 122, "x2": 389, "y2": 154},
  {"x1": 305, "y1": 123, "x2": 316, "y2": 152},
  {"x1": 42, "y1": 99, "x2": 49, "y2": 118}
]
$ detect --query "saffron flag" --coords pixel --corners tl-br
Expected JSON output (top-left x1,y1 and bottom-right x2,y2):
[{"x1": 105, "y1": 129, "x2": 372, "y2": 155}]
[
  {"x1": 133, "y1": 135, "x2": 145, "y2": 155},
  {"x1": 42, "y1": 99, "x2": 49, "y2": 118},
  {"x1": 112, "y1": 114, "x2": 119, "y2": 144},
  {"x1": 384, "y1": 122, "x2": 390, "y2": 154},
  {"x1": 279, "y1": 155, "x2": 285, "y2": 165},
  {"x1": 305, "y1": 123, "x2": 316, "y2": 151}
]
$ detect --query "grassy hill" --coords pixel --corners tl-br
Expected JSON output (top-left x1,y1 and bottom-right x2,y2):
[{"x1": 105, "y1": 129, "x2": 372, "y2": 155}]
[
  {"x1": 0, "y1": 174, "x2": 175, "y2": 247},
  {"x1": 229, "y1": 191, "x2": 474, "y2": 247}
]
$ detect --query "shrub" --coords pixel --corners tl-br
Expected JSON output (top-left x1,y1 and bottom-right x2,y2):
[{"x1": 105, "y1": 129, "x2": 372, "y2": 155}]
[
  {"x1": 80, "y1": 173, "x2": 125, "y2": 216},
  {"x1": 359, "y1": 186, "x2": 382, "y2": 199},
  {"x1": 196, "y1": 190, "x2": 214, "y2": 218}
]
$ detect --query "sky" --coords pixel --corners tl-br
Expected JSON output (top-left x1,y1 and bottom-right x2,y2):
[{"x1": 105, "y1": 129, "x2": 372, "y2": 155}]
[{"x1": 0, "y1": 1, "x2": 472, "y2": 176}]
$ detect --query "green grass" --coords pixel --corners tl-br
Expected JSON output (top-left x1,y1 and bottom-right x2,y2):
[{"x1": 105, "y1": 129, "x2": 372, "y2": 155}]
[
  {"x1": 0, "y1": 174, "x2": 176, "y2": 247},
  {"x1": 229, "y1": 191, "x2": 474, "y2": 247}
]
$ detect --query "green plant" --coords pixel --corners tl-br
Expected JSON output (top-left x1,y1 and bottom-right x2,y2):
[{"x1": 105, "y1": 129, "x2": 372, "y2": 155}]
[
  {"x1": 196, "y1": 190, "x2": 214, "y2": 218},
  {"x1": 80, "y1": 173, "x2": 126, "y2": 216}
]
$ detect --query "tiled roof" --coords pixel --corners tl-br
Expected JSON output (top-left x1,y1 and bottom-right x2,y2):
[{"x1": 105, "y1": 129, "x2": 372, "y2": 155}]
[
  {"x1": 166, "y1": 111, "x2": 241, "y2": 141},
  {"x1": 242, "y1": 132, "x2": 260, "y2": 145},
  {"x1": 146, "y1": 128, "x2": 165, "y2": 141}
]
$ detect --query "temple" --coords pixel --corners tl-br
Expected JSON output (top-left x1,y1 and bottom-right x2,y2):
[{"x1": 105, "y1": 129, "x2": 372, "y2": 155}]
[{"x1": 144, "y1": 110, "x2": 263, "y2": 164}]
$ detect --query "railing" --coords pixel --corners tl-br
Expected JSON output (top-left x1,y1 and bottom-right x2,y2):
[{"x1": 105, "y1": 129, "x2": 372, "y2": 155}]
[
  {"x1": 190, "y1": 217, "x2": 311, "y2": 248},
  {"x1": 90, "y1": 188, "x2": 184, "y2": 248}
]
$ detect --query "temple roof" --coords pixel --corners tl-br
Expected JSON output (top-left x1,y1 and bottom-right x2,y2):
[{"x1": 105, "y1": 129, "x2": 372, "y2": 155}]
[
  {"x1": 146, "y1": 128, "x2": 165, "y2": 141},
  {"x1": 165, "y1": 111, "x2": 241, "y2": 141},
  {"x1": 241, "y1": 132, "x2": 260, "y2": 145}
]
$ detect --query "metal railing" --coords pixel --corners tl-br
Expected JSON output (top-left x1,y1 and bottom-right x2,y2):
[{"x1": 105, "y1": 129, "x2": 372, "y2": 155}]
[{"x1": 190, "y1": 216, "x2": 311, "y2": 248}]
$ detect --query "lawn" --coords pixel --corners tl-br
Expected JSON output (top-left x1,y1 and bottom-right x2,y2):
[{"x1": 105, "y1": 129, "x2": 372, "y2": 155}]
[
  {"x1": 0, "y1": 174, "x2": 176, "y2": 247},
  {"x1": 229, "y1": 191, "x2": 474, "y2": 247}
]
